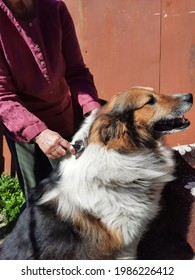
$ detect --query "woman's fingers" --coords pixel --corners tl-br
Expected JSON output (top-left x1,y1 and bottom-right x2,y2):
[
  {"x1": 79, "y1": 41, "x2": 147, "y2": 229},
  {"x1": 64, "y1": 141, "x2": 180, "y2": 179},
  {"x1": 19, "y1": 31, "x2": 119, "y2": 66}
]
[{"x1": 33, "y1": 129, "x2": 75, "y2": 158}]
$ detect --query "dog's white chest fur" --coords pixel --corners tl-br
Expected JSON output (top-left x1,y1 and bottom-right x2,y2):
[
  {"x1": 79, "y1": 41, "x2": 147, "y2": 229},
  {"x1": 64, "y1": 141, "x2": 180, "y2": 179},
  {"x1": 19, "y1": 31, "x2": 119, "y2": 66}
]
[
  {"x1": 1, "y1": 87, "x2": 192, "y2": 260},
  {"x1": 39, "y1": 109, "x2": 176, "y2": 259},
  {"x1": 41, "y1": 139, "x2": 174, "y2": 259}
]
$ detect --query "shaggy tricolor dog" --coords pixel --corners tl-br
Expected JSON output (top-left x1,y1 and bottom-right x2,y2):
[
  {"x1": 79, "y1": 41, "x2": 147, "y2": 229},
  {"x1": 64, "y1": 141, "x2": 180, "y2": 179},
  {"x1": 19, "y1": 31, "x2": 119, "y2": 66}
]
[{"x1": 0, "y1": 86, "x2": 193, "y2": 259}]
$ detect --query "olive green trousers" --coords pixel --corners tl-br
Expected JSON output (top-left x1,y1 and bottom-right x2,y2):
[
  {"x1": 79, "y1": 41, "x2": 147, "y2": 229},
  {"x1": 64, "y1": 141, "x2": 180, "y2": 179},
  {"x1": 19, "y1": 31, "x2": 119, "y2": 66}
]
[{"x1": 6, "y1": 136, "x2": 59, "y2": 201}]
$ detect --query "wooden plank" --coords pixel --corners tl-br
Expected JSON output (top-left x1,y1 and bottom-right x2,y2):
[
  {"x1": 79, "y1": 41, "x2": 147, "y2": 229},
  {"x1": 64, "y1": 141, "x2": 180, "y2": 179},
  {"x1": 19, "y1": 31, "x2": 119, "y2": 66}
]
[
  {"x1": 65, "y1": 0, "x2": 161, "y2": 100},
  {"x1": 160, "y1": 0, "x2": 195, "y2": 146}
]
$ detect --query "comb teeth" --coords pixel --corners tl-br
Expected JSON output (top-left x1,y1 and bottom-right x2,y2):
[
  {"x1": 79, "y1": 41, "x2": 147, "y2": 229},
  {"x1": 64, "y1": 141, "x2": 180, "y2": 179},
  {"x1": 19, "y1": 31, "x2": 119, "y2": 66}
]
[{"x1": 71, "y1": 140, "x2": 84, "y2": 153}]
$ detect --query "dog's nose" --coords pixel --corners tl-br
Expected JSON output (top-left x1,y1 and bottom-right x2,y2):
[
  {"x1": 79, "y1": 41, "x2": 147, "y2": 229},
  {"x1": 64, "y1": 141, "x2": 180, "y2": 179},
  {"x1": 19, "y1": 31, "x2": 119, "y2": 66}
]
[{"x1": 182, "y1": 93, "x2": 193, "y2": 103}]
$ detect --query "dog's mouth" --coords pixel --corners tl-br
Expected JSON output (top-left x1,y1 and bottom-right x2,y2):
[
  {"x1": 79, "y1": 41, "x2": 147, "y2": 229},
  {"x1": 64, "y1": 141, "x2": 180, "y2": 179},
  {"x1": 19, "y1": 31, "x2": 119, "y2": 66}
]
[{"x1": 153, "y1": 115, "x2": 190, "y2": 134}]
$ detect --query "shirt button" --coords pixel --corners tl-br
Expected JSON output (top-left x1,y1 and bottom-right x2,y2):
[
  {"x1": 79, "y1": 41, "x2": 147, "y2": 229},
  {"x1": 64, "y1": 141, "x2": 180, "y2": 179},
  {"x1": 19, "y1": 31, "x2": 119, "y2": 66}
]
[
  {"x1": 40, "y1": 61, "x2": 45, "y2": 66},
  {"x1": 45, "y1": 75, "x2": 50, "y2": 81},
  {"x1": 34, "y1": 44, "x2": 39, "y2": 48},
  {"x1": 29, "y1": 22, "x2": 33, "y2": 27}
]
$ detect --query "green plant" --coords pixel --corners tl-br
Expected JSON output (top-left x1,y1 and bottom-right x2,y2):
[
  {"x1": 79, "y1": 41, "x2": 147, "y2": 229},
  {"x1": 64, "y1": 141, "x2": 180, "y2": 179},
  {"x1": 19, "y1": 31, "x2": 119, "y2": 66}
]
[{"x1": 0, "y1": 175, "x2": 24, "y2": 224}]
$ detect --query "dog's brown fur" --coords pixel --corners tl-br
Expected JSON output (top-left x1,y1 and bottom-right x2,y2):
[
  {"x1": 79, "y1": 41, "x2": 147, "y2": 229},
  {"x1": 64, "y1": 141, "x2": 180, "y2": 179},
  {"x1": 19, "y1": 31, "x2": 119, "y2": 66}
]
[{"x1": 0, "y1": 87, "x2": 193, "y2": 259}]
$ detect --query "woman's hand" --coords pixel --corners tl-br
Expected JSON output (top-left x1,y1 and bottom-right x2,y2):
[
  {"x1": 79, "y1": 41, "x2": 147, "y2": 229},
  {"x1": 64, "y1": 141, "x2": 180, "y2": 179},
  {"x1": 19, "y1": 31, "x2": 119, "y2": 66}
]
[{"x1": 33, "y1": 129, "x2": 75, "y2": 159}]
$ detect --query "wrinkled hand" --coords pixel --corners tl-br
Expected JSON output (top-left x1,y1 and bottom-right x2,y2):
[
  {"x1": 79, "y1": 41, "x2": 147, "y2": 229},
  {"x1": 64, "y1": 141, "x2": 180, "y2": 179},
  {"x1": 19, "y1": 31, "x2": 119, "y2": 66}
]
[{"x1": 33, "y1": 129, "x2": 75, "y2": 159}]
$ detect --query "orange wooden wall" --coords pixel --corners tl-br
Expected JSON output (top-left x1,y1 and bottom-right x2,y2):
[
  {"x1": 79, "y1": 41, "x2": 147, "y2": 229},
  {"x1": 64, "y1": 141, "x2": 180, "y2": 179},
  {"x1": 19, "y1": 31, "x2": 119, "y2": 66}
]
[{"x1": 65, "y1": 0, "x2": 195, "y2": 147}]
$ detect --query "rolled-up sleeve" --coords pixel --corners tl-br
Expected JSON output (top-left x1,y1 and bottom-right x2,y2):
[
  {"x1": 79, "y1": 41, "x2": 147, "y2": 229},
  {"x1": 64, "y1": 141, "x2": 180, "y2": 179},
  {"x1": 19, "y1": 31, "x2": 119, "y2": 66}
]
[{"x1": 0, "y1": 46, "x2": 47, "y2": 142}]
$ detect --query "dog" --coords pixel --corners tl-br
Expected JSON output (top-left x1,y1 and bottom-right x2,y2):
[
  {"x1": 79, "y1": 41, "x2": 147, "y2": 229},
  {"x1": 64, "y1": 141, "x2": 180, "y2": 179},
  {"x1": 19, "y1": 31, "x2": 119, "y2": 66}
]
[{"x1": 0, "y1": 86, "x2": 193, "y2": 259}]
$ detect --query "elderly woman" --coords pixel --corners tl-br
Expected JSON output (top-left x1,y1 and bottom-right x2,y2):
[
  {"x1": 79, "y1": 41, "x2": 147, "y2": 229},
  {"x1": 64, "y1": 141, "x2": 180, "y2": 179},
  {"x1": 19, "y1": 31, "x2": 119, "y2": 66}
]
[{"x1": 0, "y1": 0, "x2": 100, "y2": 199}]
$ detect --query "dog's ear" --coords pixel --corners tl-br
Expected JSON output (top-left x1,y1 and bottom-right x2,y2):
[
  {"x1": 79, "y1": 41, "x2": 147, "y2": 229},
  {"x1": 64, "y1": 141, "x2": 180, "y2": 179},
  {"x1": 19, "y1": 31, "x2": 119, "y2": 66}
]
[
  {"x1": 109, "y1": 103, "x2": 135, "y2": 123},
  {"x1": 99, "y1": 103, "x2": 135, "y2": 144},
  {"x1": 99, "y1": 115, "x2": 125, "y2": 144}
]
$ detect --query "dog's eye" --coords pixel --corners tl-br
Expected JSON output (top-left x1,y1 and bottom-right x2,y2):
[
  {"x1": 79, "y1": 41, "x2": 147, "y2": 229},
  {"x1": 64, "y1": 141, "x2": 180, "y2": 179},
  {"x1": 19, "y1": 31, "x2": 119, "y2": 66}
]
[{"x1": 146, "y1": 95, "x2": 156, "y2": 105}]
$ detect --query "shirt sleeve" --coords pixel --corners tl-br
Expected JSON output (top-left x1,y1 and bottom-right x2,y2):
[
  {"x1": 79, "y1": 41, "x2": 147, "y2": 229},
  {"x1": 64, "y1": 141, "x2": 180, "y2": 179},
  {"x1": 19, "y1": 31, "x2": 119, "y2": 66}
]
[
  {"x1": 0, "y1": 46, "x2": 47, "y2": 142},
  {"x1": 59, "y1": 2, "x2": 100, "y2": 115}
]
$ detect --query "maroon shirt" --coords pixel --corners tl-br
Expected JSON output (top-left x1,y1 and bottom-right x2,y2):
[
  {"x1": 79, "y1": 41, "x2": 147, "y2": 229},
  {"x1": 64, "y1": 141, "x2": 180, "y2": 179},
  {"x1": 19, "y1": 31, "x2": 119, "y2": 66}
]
[{"x1": 0, "y1": 0, "x2": 100, "y2": 142}]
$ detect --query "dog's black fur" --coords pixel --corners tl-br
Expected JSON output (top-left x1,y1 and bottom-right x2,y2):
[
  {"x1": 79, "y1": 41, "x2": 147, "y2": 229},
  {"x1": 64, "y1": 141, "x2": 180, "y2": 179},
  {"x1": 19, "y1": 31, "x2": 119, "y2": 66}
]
[
  {"x1": 1, "y1": 153, "x2": 194, "y2": 260},
  {"x1": 137, "y1": 152, "x2": 195, "y2": 260},
  {"x1": 0, "y1": 171, "x2": 95, "y2": 260},
  {"x1": 0, "y1": 89, "x2": 194, "y2": 260}
]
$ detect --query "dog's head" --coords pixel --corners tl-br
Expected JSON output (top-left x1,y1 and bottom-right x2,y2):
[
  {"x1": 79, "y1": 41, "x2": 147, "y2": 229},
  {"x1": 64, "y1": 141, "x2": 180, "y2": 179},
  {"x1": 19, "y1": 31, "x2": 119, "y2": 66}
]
[{"x1": 88, "y1": 86, "x2": 193, "y2": 151}]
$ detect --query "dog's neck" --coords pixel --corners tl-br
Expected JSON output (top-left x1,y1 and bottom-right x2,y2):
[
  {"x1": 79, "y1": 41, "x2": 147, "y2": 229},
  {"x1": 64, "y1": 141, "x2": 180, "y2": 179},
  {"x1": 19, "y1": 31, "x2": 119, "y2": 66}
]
[{"x1": 40, "y1": 143, "x2": 175, "y2": 257}]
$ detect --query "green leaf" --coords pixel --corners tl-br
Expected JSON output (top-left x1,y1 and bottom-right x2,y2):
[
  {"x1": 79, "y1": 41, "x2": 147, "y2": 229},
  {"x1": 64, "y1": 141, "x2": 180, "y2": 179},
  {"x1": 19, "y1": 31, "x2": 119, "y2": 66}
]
[{"x1": 0, "y1": 175, "x2": 24, "y2": 224}]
